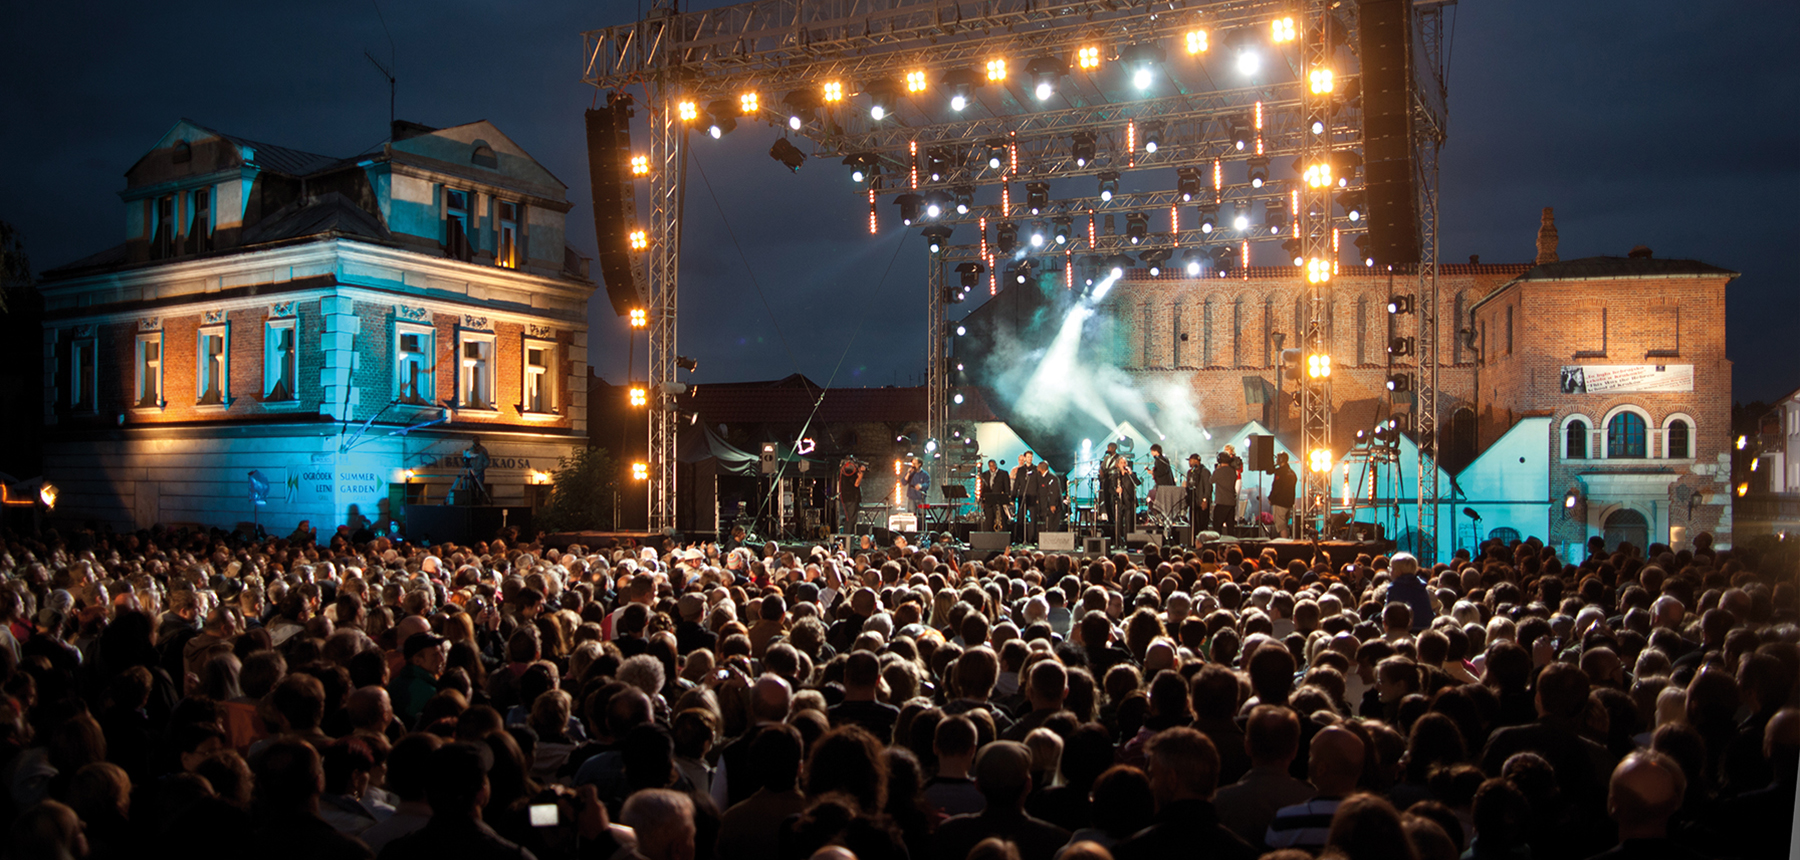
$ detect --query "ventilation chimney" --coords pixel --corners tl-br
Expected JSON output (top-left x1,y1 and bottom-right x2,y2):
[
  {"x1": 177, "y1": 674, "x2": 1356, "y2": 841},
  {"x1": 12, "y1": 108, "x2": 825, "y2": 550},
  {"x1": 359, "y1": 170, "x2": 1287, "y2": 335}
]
[{"x1": 1535, "y1": 207, "x2": 1559, "y2": 265}]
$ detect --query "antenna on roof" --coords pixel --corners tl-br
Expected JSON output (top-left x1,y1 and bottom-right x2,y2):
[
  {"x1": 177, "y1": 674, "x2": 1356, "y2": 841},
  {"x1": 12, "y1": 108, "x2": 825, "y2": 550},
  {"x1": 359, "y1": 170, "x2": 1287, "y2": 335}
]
[{"x1": 366, "y1": 0, "x2": 397, "y2": 128}]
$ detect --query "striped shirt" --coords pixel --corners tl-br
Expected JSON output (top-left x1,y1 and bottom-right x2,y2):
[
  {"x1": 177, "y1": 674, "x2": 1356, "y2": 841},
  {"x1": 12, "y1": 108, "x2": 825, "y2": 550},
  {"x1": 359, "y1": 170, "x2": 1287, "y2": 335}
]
[{"x1": 1264, "y1": 796, "x2": 1344, "y2": 853}]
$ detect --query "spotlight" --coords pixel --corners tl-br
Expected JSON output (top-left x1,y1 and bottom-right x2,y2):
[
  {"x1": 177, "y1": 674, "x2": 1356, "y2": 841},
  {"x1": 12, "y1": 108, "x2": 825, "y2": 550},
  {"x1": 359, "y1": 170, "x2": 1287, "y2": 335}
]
[
  {"x1": 866, "y1": 80, "x2": 897, "y2": 120},
  {"x1": 844, "y1": 153, "x2": 878, "y2": 184},
  {"x1": 1236, "y1": 46, "x2": 1261, "y2": 76},
  {"x1": 1211, "y1": 244, "x2": 1237, "y2": 272},
  {"x1": 1247, "y1": 156, "x2": 1269, "y2": 188},
  {"x1": 1339, "y1": 191, "x2": 1365, "y2": 222},
  {"x1": 1139, "y1": 248, "x2": 1171, "y2": 277},
  {"x1": 1184, "y1": 254, "x2": 1202, "y2": 276},
  {"x1": 1141, "y1": 121, "x2": 1164, "y2": 154},
  {"x1": 1264, "y1": 197, "x2": 1286, "y2": 235},
  {"x1": 1388, "y1": 336, "x2": 1415, "y2": 357},
  {"x1": 1386, "y1": 373, "x2": 1413, "y2": 392},
  {"x1": 677, "y1": 100, "x2": 698, "y2": 122},
  {"x1": 1029, "y1": 221, "x2": 1046, "y2": 248},
  {"x1": 996, "y1": 221, "x2": 1019, "y2": 253},
  {"x1": 922, "y1": 190, "x2": 952, "y2": 218},
  {"x1": 1177, "y1": 168, "x2": 1202, "y2": 202},
  {"x1": 1122, "y1": 43, "x2": 1165, "y2": 90},
  {"x1": 1231, "y1": 204, "x2": 1251, "y2": 232},
  {"x1": 895, "y1": 193, "x2": 923, "y2": 226},
  {"x1": 1104, "y1": 254, "x2": 1134, "y2": 278},
  {"x1": 953, "y1": 186, "x2": 974, "y2": 214},
  {"x1": 1098, "y1": 171, "x2": 1120, "y2": 201},
  {"x1": 781, "y1": 90, "x2": 818, "y2": 129},
  {"x1": 821, "y1": 81, "x2": 843, "y2": 103},
  {"x1": 1306, "y1": 353, "x2": 1332, "y2": 379},
  {"x1": 955, "y1": 324, "x2": 967, "y2": 336},
  {"x1": 1026, "y1": 55, "x2": 1067, "y2": 101},
  {"x1": 922, "y1": 224, "x2": 953, "y2": 253},
  {"x1": 1025, "y1": 182, "x2": 1049, "y2": 214},
  {"x1": 944, "y1": 68, "x2": 980, "y2": 111},
  {"x1": 1355, "y1": 234, "x2": 1374, "y2": 266},
  {"x1": 1186, "y1": 29, "x2": 1209, "y2": 54},
  {"x1": 1282, "y1": 237, "x2": 1303, "y2": 266},
  {"x1": 1386, "y1": 294, "x2": 1414, "y2": 315},
  {"x1": 1125, "y1": 211, "x2": 1148, "y2": 245},
  {"x1": 676, "y1": 355, "x2": 698, "y2": 372},
  {"x1": 926, "y1": 148, "x2": 951, "y2": 182},
  {"x1": 1198, "y1": 203, "x2": 1218, "y2": 234},
  {"x1": 1271, "y1": 16, "x2": 1297, "y2": 43},
  {"x1": 1227, "y1": 115, "x2": 1252, "y2": 151},
  {"x1": 1051, "y1": 216, "x2": 1072, "y2": 245},
  {"x1": 705, "y1": 100, "x2": 736, "y2": 138},
  {"x1": 985, "y1": 138, "x2": 1007, "y2": 170},
  {"x1": 1010, "y1": 261, "x2": 1035, "y2": 284},
  {"x1": 1078, "y1": 45, "x2": 1101, "y2": 68},
  {"x1": 956, "y1": 261, "x2": 986, "y2": 287},
  {"x1": 1332, "y1": 152, "x2": 1362, "y2": 186},
  {"x1": 986, "y1": 58, "x2": 1008, "y2": 82},
  {"x1": 768, "y1": 138, "x2": 807, "y2": 172},
  {"x1": 1071, "y1": 132, "x2": 1096, "y2": 167}
]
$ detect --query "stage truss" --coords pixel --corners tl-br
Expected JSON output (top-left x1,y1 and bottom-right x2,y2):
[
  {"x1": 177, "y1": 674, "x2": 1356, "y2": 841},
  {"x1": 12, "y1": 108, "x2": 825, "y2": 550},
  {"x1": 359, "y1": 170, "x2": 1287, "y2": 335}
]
[{"x1": 583, "y1": 0, "x2": 1451, "y2": 555}]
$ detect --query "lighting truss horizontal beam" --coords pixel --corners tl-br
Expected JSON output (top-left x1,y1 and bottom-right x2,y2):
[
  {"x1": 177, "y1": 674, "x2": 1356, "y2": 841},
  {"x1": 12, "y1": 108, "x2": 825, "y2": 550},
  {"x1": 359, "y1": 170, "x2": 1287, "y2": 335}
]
[{"x1": 891, "y1": 183, "x2": 1363, "y2": 226}]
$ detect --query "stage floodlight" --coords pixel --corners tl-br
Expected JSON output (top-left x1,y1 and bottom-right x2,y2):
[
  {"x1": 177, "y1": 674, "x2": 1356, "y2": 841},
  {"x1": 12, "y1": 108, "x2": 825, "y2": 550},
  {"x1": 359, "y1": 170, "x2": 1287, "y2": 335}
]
[
  {"x1": 1125, "y1": 211, "x2": 1148, "y2": 245},
  {"x1": 1078, "y1": 45, "x2": 1101, "y2": 68},
  {"x1": 956, "y1": 261, "x2": 986, "y2": 287},
  {"x1": 1186, "y1": 29, "x2": 1209, "y2": 54},
  {"x1": 1247, "y1": 156, "x2": 1270, "y2": 188},
  {"x1": 944, "y1": 68, "x2": 980, "y2": 111},
  {"x1": 906, "y1": 69, "x2": 928, "y2": 93},
  {"x1": 926, "y1": 148, "x2": 951, "y2": 182},
  {"x1": 1184, "y1": 252, "x2": 1202, "y2": 276},
  {"x1": 782, "y1": 90, "x2": 817, "y2": 129},
  {"x1": 923, "y1": 190, "x2": 952, "y2": 218},
  {"x1": 1028, "y1": 221, "x2": 1047, "y2": 248},
  {"x1": 1271, "y1": 16, "x2": 1297, "y2": 42},
  {"x1": 985, "y1": 138, "x2": 1007, "y2": 170},
  {"x1": 923, "y1": 224, "x2": 953, "y2": 253},
  {"x1": 629, "y1": 385, "x2": 648, "y2": 407},
  {"x1": 1071, "y1": 132, "x2": 1096, "y2": 167},
  {"x1": 1026, "y1": 55, "x2": 1067, "y2": 101},
  {"x1": 677, "y1": 100, "x2": 698, "y2": 121},
  {"x1": 844, "y1": 153, "x2": 878, "y2": 184},
  {"x1": 986, "y1": 57, "x2": 1008, "y2": 81},
  {"x1": 676, "y1": 356, "x2": 698, "y2": 372},
  {"x1": 895, "y1": 193, "x2": 923, "y2": 226},
  {"x1": 1139, "y1": 248, "x2": 1171, "y2": 277},
  {"x1": 1339, "y1": 191, "x2": 1365, "y2": 222},
  {"x1": 1199, "y1": 202, "x2": 1219, "y2": 233},
  {"x1": 953, "y1": 186, "x2": 974, "y2": 214},
  {"x1": 769, "y1": 138, "x2": 807, "y2": 172},
  {"x1": 1264, "y1": 197, "x2": 1286, "y2": 234},
  {"x1": 1211, "y1": 245, "x2": 1237, "y2": 272},
  {"x1": 821, "y1": 80, "x2": 843, "y2": 102},
  {"x1": 1025, "y1": 181, "x2": 1049, "y2": 214},
  {"x1": 1098, "y1": 171, "x2": 1120, "y2": 201},
  {"x1": 1386, "y1": 373, "x2": 1412, "y2": 392},
  {"x1": 1231, "y1": 203, "x2": 1251, "y2": 232},
  {"x1": 996, "y1": 221, "x2": 1019, "y2": 253},
  {"x1": 705, "y1": 100, "x2": 736, "y2": 138},
  {"x1": 1228, "y1": 115, "x2": 1252, "y2": 151},
  {"x1": 1141, "y1": 121, "x2": 1164, "y2": 154},
  {"x1": 1236, "y1": 45, "x2": 1260, "y2": 76},
  {"x1": 866, "y1": 80, "x2": 898, "y2": 120},
  {"x1": 1388, "y1": 336, "x2": 1415, "y2": 357},
  {"x1": 1177, "y1": 168, "x2": 1202, "y2": 202},
  {"x1": 1104, "y1": 253, "x2": 1134, "y2": 278},
  {"x1": 738, "y1": 91, "x2": 759, "y2": 114},
  {"x1": 1122, "y1": 43, "x2": 1165, "y2": 90},
  {"x1": 1387, "y1": 294, "x2": 1414, "y2": 314},
  {"x1": 1282, "y1": 237, "x2": 1303, "y2": 266},
  {"x1": 1051, "y1": 216, "x2": 1072, "y2": 245},
  {"x1": 1307, "y1": 353, "x2": 1332, "y2": 379},
  {"x1": 1310, "y1": 67, "x2": 1335, "y2": 94}
]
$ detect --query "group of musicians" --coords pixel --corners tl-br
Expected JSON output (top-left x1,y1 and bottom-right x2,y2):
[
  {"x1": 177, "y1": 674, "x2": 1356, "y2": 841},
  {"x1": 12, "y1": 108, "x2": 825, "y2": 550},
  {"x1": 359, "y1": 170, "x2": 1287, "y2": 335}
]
[{"x1": 834, "y1": 440, "x2": 1300, "y2": 545}]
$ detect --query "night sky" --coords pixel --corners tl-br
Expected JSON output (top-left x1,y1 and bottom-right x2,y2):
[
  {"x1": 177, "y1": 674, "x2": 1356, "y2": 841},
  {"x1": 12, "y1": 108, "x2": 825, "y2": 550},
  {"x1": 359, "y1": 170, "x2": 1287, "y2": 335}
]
[{"x1": 3, "y1": 0, "x2": 1795, "y2": 403}]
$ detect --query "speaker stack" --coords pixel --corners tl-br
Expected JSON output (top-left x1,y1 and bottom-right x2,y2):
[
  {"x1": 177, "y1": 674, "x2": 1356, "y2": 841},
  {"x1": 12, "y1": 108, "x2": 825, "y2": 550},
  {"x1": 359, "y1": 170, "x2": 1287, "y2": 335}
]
[
  {"x1": 586, "y1": 94, "x2": 645, "y2": 316},
  {"x1": 1358, "y1": 0, "x2": 1420, "y2": 268}
]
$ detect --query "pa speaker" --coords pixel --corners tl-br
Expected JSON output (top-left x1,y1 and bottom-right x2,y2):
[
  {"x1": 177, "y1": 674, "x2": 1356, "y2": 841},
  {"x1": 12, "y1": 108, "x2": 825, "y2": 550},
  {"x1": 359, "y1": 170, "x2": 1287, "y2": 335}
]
[
  {"x1": 1358, "y1": 0, "x2": 1419, "y2": 267},
  {"x1": 1083, "y1": 537, "x2": 1108, "y2": 555},
  {"x1": 1127, "y1": 532, "x2": 1163, "y2": 549},
  {"x1": 1039, "y1": 531, "x2": 1077, "y2": 551},
  {"x1": 1248, "y1": 434, "x2": 1275, "y2": 473},
  {"x1": 586, "y1": 95, "x2": 644, "y2": 316},
  {"x1": 970, "y1": 532, "x2": 1010, "y2": 552}
]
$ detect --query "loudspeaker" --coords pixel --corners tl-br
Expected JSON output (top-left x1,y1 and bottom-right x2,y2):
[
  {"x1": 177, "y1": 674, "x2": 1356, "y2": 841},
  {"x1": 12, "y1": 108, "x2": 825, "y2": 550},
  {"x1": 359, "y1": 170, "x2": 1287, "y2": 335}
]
[
  {"x1": 586, "y1": 95, "x2": 644, "y2": 317},
  {"x1": 1358, "y1": 0, "x2": 1420, "y2": 267},
  {"x1": 970, "y1": 532, "x2": 1010, "y2": 552},
  {"x1": 1127, "y1": 532, "x2": 1163, "y2": 549},
  {"x1": 871, "y1": 527, "x2": 894, "y2": 546},
  {"x1": 1039, "y1": 531, "x2": 1077, "y2": 551},
  {"x1": 1173, "y1": 524, "x2": 1195, "y2": 546},
  {"x1": 1248, "y1": 434, "x2": 1275, "y2": 472},
  {"x1": 1084, "y1": 537, "x2": 1108, "y2": 555}
]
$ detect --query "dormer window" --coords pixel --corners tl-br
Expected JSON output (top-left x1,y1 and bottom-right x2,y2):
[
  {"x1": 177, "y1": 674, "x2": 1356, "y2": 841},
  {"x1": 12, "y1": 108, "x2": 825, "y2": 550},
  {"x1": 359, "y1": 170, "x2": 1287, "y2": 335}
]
[
  {"x1": 185, "y1": 188, "x2": 212, "y2": 254},
  {"x1": 152, "y1": 195, "x2": 176, "y2": 259},
  {"x1": 472, "y1": 140, "x2": 498, "y2": 169},
  {"x1": 445, "y1": 188, "x2": 472, "y2": 261}
]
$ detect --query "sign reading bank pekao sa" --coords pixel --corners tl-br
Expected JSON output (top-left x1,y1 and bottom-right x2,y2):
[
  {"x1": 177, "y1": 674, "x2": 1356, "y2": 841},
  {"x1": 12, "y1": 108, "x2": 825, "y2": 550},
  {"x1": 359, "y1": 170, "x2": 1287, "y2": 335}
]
[{"x1": 1558, "y1": 365, "x2": 1693, "y2": 395}]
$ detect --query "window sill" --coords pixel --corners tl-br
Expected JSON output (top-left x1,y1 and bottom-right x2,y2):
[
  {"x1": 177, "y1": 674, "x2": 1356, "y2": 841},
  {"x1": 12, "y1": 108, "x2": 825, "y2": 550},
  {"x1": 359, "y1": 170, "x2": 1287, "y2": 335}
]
[
  {"x1": 130, "y1": 401, "x2": 167, "y2": 414},
  {"x1": 262, "y1": 398, "x2": 306, "y2": 411},
  {"x1": 515, "y1": 407, "x2": 562, "y2": 421},
  {"x1": 193, "y1": 402, "x2": 232, "y2": 414},
  {"x1": 454, "y1": 405, "x2": 502, "y2": 417}
]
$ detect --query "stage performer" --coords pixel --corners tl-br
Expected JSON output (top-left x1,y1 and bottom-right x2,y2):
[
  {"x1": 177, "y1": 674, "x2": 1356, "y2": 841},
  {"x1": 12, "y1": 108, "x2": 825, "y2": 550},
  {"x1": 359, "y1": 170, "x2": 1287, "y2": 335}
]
[
  {"x1": 1097, "y1": 442, "x2": 1120, "y2": 533},
  {"x1": 1185, "y1": 453, "x2": 1211, "y2": 532},
  {"x1": 1036, "y1": 458, "x2": 1064, "y2": 532},
  {"x1": 1211, "y1": 451, "x2": 1239, "y2": 530},
  {"x1": 837, "y1": 457, "x2": 866, "y2": 535},
  {"x1": 1110, "y1": 453, "x2": 1140, "y2": 545},
  {"x1": 981, "y1": 460, "x2": 1011, "y2": 532},
  {"x1": 1145, "y1": 444, "x2": 1181, "y2": 525},
  {"x1": 904, "y1": 457, "x2": 930, "y2": 516},
  {"x1": 1012, "y1": 451, "x2": 1041, "y2": 543},
  {"x1": 1269, "y1": 452, "x2": 1298, "y2": 538}
]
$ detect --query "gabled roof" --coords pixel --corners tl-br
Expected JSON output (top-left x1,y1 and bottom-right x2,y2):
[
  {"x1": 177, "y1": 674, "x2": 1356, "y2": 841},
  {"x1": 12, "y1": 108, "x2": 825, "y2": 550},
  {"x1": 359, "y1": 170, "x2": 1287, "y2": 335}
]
[
  {"x1": 193, "y1": 122, "x2": 346, "y2": 176},
  {"x1": 238, "y1": 192, "x2": 397, "y2": 246}
]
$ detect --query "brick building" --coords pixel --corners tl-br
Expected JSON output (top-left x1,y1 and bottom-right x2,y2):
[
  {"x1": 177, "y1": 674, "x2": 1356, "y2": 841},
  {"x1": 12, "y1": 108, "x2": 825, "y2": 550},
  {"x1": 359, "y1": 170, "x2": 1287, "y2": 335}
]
[{"x1": 37, "y1": 118, "x2": 592, "y2": 533}]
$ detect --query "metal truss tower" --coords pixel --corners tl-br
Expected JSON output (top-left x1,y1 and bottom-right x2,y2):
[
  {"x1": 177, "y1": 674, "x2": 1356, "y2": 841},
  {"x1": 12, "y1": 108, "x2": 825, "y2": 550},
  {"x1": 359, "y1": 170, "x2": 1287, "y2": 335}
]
[
  {"x1": 580, "y1": 0, "x2": 1449, "y2": 531},
  {"x1": 1412, "y1": 1, "x2": 1451, "y2": 561}
]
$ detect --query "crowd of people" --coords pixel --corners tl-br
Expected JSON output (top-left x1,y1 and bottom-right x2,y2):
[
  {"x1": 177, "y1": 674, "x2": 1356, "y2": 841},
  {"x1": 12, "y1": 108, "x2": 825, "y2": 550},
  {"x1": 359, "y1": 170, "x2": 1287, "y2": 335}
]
[{"x1": 0, "y1": 520, "x2": 1794, "y2": 860}]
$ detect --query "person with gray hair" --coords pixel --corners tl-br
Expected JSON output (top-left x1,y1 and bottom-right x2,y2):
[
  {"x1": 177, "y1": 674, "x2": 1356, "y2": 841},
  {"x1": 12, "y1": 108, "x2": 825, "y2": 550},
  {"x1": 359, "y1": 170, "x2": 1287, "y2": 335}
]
[
  {"x1": 621, "y1": 788, "x2": 696, "y2": 860},
  {"x1": 1383, "y1": 552, "x2": 1434, "y2": 632}
]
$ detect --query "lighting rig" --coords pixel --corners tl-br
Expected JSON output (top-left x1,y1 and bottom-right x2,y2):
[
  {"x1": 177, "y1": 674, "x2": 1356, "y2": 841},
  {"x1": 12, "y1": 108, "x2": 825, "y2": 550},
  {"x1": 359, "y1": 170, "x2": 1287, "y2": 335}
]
[{"x1": 583, "y1": 0, "x2": 1450, "y2": 549}]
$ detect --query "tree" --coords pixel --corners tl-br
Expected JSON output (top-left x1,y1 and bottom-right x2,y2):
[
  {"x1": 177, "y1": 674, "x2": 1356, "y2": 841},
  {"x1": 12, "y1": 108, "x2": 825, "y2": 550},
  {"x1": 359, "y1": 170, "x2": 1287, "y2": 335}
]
[{"x1": 536, "y1": 446, "x2": 618, "y2": 532}]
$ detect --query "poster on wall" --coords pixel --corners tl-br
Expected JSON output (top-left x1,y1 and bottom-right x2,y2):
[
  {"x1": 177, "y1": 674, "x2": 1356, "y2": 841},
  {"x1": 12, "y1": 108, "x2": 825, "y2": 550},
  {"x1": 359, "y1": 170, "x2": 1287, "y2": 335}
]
[{"x1": 1558, "y1": 365, "x2": 1693, "y2": 394}]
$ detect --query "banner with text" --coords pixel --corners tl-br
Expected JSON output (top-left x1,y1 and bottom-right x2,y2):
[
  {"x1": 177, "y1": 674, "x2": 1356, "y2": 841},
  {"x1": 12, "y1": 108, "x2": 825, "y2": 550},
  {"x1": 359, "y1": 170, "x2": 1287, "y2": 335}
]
[{"x1": 1558, "y1": 364, "x2": 1693, "y2": 394}]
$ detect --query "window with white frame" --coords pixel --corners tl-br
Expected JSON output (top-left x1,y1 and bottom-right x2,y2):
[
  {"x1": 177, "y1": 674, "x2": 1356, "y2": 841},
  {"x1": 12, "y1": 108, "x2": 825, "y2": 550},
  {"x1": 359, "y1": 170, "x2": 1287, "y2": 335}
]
[
  {"x1": 523, "y1": 340, "x2": 554, "y2": 413},
  {"x1": 457, "y1": 331, "x2": 495, "y2": 410},
  {"x1": 498, "y1": 200, "x2": 520, "y2": 269},
  {"x1": 265, "y1": 318, "x2": 298, "y2": 401},
  {"x1": 68, "y1": 334, "x2": 97, "y2": 413},
  {"x1": 197, "y1": 324, "x2": 229, "y2": 406},
  {"x1": 135, "y1": 331, "x2": 164, "y2": 409},
  {"x1": 396, "y1": 323, "x2": 435, "y2": 405},
  {"x1": 1565, "y1": 417, "x2": 1589, "y2": 460}
]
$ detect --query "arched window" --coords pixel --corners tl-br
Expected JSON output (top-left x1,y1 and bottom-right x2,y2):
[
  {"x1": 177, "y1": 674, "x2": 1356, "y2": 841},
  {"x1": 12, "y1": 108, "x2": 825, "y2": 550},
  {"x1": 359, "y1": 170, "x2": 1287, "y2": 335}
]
[
  {"x1": 1607, "y1": 412, "x2": 1647, "y2": 459},
  {"x1": 1232, "y1": 297, "x2": 1244, "y2": 366},
  {"x1": 1566, "y1": 419, "x2": 1588, "y2": 460},
  {"x1": 1488, "y1": 527, "x2": 1521, "y2": 545},
  {"x1": 1666, "y1": 419, "x2": 1690, "y2": 459},
  {"x1": 1603, "y1": 508, "x2": 1649, "y2": 553}
]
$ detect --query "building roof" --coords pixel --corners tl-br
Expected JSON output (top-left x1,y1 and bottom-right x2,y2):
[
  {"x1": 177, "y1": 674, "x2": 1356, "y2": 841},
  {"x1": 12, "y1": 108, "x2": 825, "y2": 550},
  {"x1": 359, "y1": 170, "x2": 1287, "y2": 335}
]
[
  {"x1": 186, "y1": 120, "x2": 347, "y2": 177},
  {"x1": 681, "y1": 374, "x2": 998, "y2": 424},
  {"x1": 238, "y1": 192, "x2": 397, "y2": 246},
  {"x1": 1513, "y1": 256, "x2": 1739, "y2": 282}
]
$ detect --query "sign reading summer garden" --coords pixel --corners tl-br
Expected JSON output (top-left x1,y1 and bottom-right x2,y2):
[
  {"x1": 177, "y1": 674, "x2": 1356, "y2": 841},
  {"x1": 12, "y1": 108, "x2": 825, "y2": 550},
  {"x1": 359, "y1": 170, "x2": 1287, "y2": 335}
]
[{"x1": 1558, "y1": 365, "x2": 1694, "y2": 394}]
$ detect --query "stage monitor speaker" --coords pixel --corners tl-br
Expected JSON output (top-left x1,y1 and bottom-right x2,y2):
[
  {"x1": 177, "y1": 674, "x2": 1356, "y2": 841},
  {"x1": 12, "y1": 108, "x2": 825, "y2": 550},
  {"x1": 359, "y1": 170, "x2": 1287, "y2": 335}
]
[
  {"x1": 970, "y1": 532, "x2": 1010, "y2": 552},
  {"x1": 1039, "y1": 531, "x2": 1077, "y2": 551},
  {"x1": 1248, "y1": 434, "x2": 1275, "y2": 472},
  {"x1": 1126, "y1": 532, "x2": 1163, "y2": 550},
  {"x1": 1358, "y1": 0, "x2": 1420, "y2": 267},
  {"x1": 1173, "y1": 524, "x2": 1195, "y2": 546},
  {"x1": 888, "y1": 513, "x2": 919, "y2": 533},
  {"x1": 1084, "y1": 537, "x2": 1108, "y2": 555},
  {"x1": 586, "y1": 95, "x2": 644, "y2": 317},
  {"x1": 870, "y1": 527, "x2": 894, "y2": 546}
]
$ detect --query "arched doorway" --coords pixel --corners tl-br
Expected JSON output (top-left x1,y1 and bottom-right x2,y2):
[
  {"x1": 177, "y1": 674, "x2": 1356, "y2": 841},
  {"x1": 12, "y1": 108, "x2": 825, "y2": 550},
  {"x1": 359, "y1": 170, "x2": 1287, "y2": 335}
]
[{"x1": 1603, "y1": 508, "x2": 1649, "y2": 553}]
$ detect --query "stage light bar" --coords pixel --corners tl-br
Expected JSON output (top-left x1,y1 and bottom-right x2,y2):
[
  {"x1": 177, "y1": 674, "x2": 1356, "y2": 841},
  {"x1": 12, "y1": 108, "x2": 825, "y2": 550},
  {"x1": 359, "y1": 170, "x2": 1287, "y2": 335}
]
[
  {"x1": 1248, "y1": 156, "x2": 1270, "y2": 188},
  {"x1": 677, "y1": 100, "x2": 698, "y2": 121},
  {"x1": 1271, "y1": 16, "x2": 1297, "y2": 43},
  {"x1": 1125, "y1": 211, "x2": 1148, "y2": 245},
  {"x1": 906, "y1": 70, "x2": 928, "y2": 93},
  {"x1": 1098, "y1": 171, "x2": 1120, "y2": 201},
  {"x1": 1186, "y1": 30, "x2": 1209, "y2": 54},
  {"x1": 923, "y1": 224, "x2": 953, "y2": 253},
  {"x1": 1025, "y1": 181, "x2": 1049, "y2": 214},
  {"x1": 1078, "y1": 45, "x2": 1101, "y2": 68},
  {"x1": 822, "y1": 81, "x2": 843, "y2": 102},
  {"x1": 986, "y1": 58, "x2": 1008, "y2": 81},
  {"x1": 1177, "y1": 168, "x2": 1202, "y2": 202}
]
